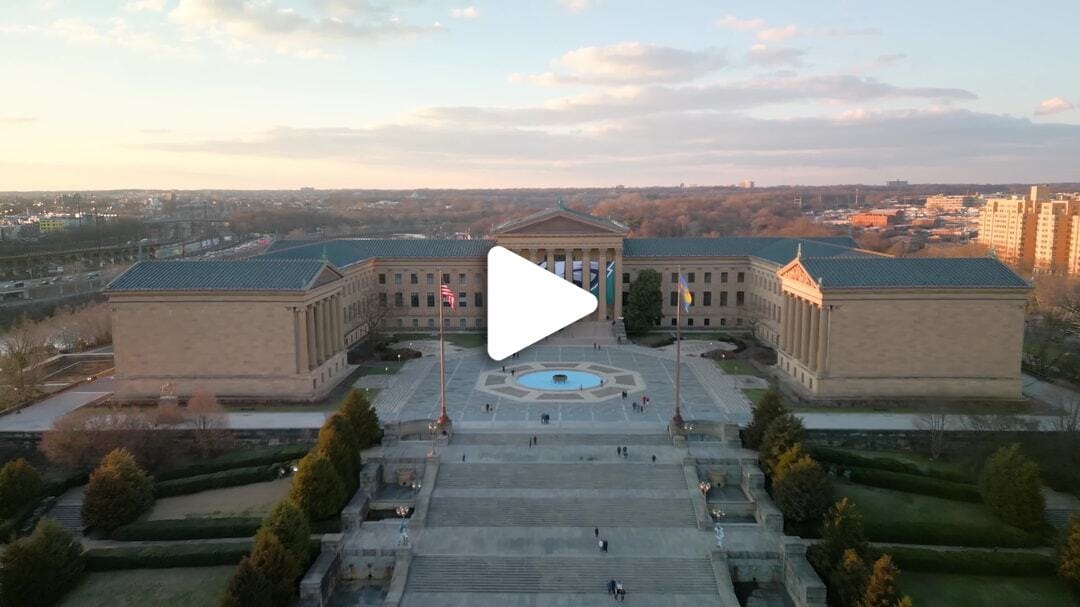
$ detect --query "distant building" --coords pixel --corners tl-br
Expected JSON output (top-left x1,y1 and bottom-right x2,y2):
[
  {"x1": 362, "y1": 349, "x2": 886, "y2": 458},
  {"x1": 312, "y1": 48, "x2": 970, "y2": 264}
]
[
  {"x1": 738, "y1": 180, "x2": 755, "y2": 189},
  {"x1": 38, "y1": 216, "x2": 79, "y2": 233},
  {"x1": 925, "y1": 195, "x2": 981, "y2": 214},
  {"x1": 978, "y1": 185, "x2": 1080, "y2": 274},
  {"x1": 851, "y1": 210, "x2": 904, "y2": 228},
  {"x1": 886, "y1": 180, "x2": 909, "y2": 187}
]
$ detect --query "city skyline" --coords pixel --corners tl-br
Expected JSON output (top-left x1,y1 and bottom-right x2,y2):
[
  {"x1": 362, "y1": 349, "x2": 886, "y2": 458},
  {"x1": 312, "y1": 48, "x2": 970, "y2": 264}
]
[{"x1": 2, "y1": 0, "x2": 1079, "y2": 189}]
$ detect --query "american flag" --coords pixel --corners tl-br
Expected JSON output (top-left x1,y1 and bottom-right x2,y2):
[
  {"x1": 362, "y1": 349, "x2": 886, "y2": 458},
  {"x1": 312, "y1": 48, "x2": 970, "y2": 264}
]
[{"x1": 440, "y1": 284, "x2": 457, "y2": 310}]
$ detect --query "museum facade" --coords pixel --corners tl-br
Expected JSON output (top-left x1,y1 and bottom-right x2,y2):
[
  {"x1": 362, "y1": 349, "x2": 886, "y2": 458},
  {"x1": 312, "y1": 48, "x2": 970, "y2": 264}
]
[{"x1": 106, "y1": 205, "x2": 1031, "y2": 402}]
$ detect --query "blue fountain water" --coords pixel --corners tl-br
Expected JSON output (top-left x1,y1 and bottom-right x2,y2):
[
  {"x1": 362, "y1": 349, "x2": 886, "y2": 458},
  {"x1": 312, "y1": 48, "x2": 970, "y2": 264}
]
[{"x1": 516, "y1": 369, "x2": 603, "y2": 391}]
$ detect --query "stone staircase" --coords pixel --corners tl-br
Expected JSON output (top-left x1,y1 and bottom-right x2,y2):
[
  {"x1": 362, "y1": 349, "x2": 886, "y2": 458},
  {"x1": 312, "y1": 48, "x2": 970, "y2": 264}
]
[
  {"x1": 426, "y1": 496, "x2": 695, "y2": 527},
  {"x1": 436, "y1": 463, "x2": 686, "y2": 491},
  {"x1": 45, "y1": 488, "x2": 84, "y2": 535},
  {"x1": 452, "y1": 432, "x2": 670, "y2": 446},
  {"x1": 406, "y1": 555, "x2": 718, "y2": 594},
  {"x1": 613, "y1": 319, "x2": 627, "y2": 343}
]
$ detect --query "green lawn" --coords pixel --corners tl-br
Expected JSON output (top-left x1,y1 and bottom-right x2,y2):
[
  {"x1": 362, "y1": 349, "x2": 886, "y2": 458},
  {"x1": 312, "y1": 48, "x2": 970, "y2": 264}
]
[
  {"x1": 824, "y1": 447, "x2": 970, "y2": 481},
  {"x1": 742, "y1": 388, "x2": 769, "y2": 406},
  {"x1": 899, "y1": 572, "x2": 1079, "y2": 607},
  {"x1": 58, "y1": 566, "x2": 235, "y2": 607},
  {"x1": 792, "y1": 399, "x2": 1056, "y2": 416},
  {"x1": 446, "y1": 332, "x2": 487, "y2": 348},
  {"x1": 716, "y1": 358, "x2": 758, "y2": 375},
  {"x1": 358, "y1": 361, "x2": 404, "y2": 375}
]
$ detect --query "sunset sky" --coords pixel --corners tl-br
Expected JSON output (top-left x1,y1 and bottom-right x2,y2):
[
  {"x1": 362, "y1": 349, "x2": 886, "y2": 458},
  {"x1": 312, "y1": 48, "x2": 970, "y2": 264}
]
[{"x1": 2, "y1": 0, "x2": 1078, "y2": 190}]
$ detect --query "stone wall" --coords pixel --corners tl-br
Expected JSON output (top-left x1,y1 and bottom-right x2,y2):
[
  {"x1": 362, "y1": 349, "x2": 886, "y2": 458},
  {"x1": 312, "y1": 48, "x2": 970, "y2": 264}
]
[
  {"x1": 805, "y1": 428, "x2": 1071, "y2": 455},
  {"x1": 0, "y1": 427, "x2": 318, "y2": 454}
]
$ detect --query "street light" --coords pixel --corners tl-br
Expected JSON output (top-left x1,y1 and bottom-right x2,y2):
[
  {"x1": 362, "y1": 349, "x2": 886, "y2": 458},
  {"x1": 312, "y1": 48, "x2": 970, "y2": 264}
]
[
  {"x1": 428, "y1": 421, "x2": 438, "y2": 457},
  {"x1": 698, "y1": 480, "x2": 712, "y2": 497}
]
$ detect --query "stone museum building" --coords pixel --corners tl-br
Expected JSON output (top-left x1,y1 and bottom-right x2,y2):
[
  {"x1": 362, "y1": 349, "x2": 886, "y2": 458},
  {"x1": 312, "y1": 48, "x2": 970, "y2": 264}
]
[{"x1": 106, "y1": 205, "x2": 1030, "y2": 401}]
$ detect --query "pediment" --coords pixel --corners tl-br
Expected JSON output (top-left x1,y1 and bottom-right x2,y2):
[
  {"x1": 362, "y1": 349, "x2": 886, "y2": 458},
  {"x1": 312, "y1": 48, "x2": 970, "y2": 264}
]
[
  {"x1": 494, "y1": 209, "x2": 628, "y2": 236},
  {"x1": 778, "y1": 260, "x2": 818, "y2": 288},
  {"x1": 310, "y1": 265, "x2": 343, "y2": 289}
]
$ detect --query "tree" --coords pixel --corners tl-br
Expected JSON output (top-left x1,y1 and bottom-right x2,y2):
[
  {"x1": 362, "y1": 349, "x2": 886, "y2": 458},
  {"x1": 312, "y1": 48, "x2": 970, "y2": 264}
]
[
  {"x1": 316, "y1": 414, "x2": 360, "y2": 492},
  {"x1": 340, "y1": 389, "x2": 382, "y2": 449},
  {"x1": 218, "y1": 557, "x2": 273, "y2": 607},
  {"x1": 772, "y1": 445, "x2": 833, "y2": 524},
  {"x1": 859, "y1": 554, "x2": 904, "y2": 607},
  {"x1": 289, "y1": 451, "x2": 347, "y2": 521},
  {"x1": 0, "y1": 518, "x2": 84, "y2": 607},
  {"x1": 40, "y1": 406, "x2": 163, "y2": 472},
  {"x1": 979, "y1": 444, "x2": 1045, "y2": 530},
  {"x1": 352, "y1": 291, "x2": 389, "y2": 344},
  {"x1": 1059, "y1": 515, "x2": 1080, "y2": 587},
  {"x1": 625, "y1": 269, "x2": 662, "y2": 332},
  {"x1": 0, "y1": 315, "x2": 48, "y2": 411},
  {"x1": 81, "y1": 448, "x2": 154, "y2": 532},
  {"x1": 744, "y1": 389, "x2": 786, "y2": 449},
  {"x1": 914, "y1": 413, "x2": 951, "y2": 459},
  {"x1": 0, "y1": 458, "x2": 44, "y2": 519},
  {"x1": 262, "y1": 499, "x2": 311, "y2": 565},
  {"x1": 814, "y1": 498, "x2": 869, "y2": 575},
  {"x1": 187, "y1": 389, "x2": 230, "y2": 455},
  {"x1": 759, "y1": 412, "x2": 806, "y2": 476},
  {"x1": 248, "y1": 529, "x2": 301, "y2": 607},
  {"x1": 829, "y1": 548, "x2": 868, "y2": 607}
]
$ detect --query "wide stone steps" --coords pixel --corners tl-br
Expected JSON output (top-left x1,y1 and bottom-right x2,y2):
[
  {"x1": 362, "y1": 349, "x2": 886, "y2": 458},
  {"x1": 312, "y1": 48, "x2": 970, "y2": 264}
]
[
  {"x1": 452, "y1": 433, "x2": 670, "y2": 446},
  {"x1": 406, "y1": 556, "x2": 718, "y2": 594},
  {"x1": 46, "y1": 503, "x2": 83, "y2": 534},
  {"x1": 426, "y1": 497, "x2": 694, "y2": 527},
  {"x1": 436, "y1": 463, "x2": 685, "y2": 491}
]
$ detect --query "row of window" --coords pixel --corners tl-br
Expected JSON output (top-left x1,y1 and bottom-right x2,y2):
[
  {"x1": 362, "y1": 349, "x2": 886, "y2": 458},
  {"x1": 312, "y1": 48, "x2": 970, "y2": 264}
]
[
  {"x1": 664, "y1": 271, "x2": 745, "y2": 284},
  {"x1": 377, "y1": 292, "x2": 485, "y2": 308},
  {"x1": 379, "y1": 272, "x2": 484, "y2": 286},
  {"x1": 669, "y1": 317, "x2": 743, "y2": 327},
  {"x1": 667, "y1": 290, "x2": 745, "y2": 307},
  {"x1": 388, "y1": 317, "x2": 485, "y2": 329}
]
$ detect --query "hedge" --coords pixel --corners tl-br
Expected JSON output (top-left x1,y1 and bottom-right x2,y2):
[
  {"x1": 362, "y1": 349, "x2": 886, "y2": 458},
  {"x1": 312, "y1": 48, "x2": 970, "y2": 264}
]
[
  {"x1": 157, "y1": 445, "x2": 311, "y2": 482},
  {"x1": 0, "y1": 502, "x2": 41, "y2": 543},
  {"x1": 809, "y1": 446, "x2": 972, "y2": 483},
  {"x1": 846, "y1": 467, "x2": 982, "y2": 503},
  {"x1": 882, "y1": 546, "x2": 1056, "y2": 577},
  {"x1": 862, "y1": 520, "x2": 1044, "y2": 549},
  {"x1": 154, "y1": 465, "x2": 282, "y2": 498},
  {"x1": 111, "y1": 517, "x2": 262, "y2": 541},
  {"x1": 85, "y1": 541, "x2": 252, "y2": 571}
]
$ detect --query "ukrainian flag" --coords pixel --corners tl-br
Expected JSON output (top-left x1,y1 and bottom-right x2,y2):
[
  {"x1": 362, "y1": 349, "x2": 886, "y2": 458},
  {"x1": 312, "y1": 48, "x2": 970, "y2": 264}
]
[{"x1": 678, "y1": 275, "x2": 692, "y2": 312}]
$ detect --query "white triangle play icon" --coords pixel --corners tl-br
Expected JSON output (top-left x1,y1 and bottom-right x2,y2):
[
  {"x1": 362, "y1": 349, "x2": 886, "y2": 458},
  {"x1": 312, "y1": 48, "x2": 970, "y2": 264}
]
[{"x1": 487, "y1": 246, "x2": 597, "y2": 361}]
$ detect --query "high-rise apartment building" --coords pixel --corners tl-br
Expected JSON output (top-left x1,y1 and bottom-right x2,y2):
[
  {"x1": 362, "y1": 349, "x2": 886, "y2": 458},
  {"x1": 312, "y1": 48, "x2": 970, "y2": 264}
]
[
  {"x1": 979, "y1": 186, "x2": 1080, "y2": 274},
  {"x1": 925, "y1": 195, "x2": 981, "y2": 214}
]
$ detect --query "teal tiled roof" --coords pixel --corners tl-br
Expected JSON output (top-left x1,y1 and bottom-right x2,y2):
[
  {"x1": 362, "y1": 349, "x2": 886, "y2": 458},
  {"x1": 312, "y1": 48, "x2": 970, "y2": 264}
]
[
  {"x1": 258, "y1": 239, "x2": 496, "y2": 268},
  {"x1": 107, "y1": 260, "x2": 334, "y2": 292},
  {"x1": 622, "y1": 236, "x2": 870, "y2": 265},
  {"x1": 799, "y1": 257, "x2": 1030, "y2": 289}
]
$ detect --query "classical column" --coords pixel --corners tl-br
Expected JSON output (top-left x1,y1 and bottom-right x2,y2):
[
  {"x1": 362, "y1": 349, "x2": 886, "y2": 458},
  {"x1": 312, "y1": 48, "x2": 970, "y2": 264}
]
[
  {"x1": 781, "y1": 294, "x2": 792, "y2": 352},
  {"x1": 793, "y1": 297, "x2": 804, "y2": 362},
  {"x1": 582, "y1": 248, "x2": 591, "y2": 290},
  {"x1": 613, "y1": 250, "x2": 623, "y2": 319},
  {"x1": 324, "y1": 298, "x2": 334, "y2": 358},
  {"x1": 808, "y1": 303, "x2": 820, "y2": 371},
  {"x1": 314, "y1": 301, "x2": 325, "y2": 365},
  {"x1": 334, "y1": 294, "x2": 344, "y2": 353},
  {"x1": 546, "y1": 249, "x2": 556, "y2": 273},
  {"x1": 306, "y1": 304, "x2": 317, "y2": 370},
  {"x1": 800, "y1": 299, "x2": 812, "y2": 365},
  {"x1": 296, "y1": 307, "x2": 309, "y2": 373},
  {"x1": 816, "y1": 305, "x2": 829, "y2": 372},
  {"x1": 597, "y1": 248, "x2": 608, "y2": 320},
  {"x1": 564, "y1": 249, "x2": 574, "y2": 282}
]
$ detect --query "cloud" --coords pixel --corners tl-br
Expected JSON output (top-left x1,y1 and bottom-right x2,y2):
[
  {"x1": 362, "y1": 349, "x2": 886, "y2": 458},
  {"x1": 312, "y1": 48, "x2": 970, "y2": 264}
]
[
  {"x1": 513, "y1": 42, "x2": 727, "y2": 86},
  {"x1": 450, "y1": 6, "x2": 479, "y2": 19},
  {"x1": 558, "y1": 0, "x2": 594, "y2": 14},
  {"x1": 717, "y1": 14, "x2": 880, "y2": 42},
  {"x1": 1036, "y1": 96, "x2": 1075, "y2": 116},
  {"x1": 123, "y1": 0, "x2": 167, "y2": 12},
  {"x1": 17, "y1": 17, "x2": 196, "y2": 57},
  {"x1": 169, "y1": 0, "x2": 444, "y2": 58},
  {"x1": 0, "y1": 115, "x2": 37, "y2": 124},
  {"x1": 746, "y1": 45, "x2": 805, "y2": 68},
  {"x1": 423, "y1": 74, "x2": 977, "y2": 126},
  {"x1": 846, "y1": 53, "x2": 906, "y2": 74}
]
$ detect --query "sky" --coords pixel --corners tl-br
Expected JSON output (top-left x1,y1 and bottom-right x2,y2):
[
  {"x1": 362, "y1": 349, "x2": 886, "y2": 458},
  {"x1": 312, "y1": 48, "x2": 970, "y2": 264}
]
[{"x1": 1, "y1": 0, "x2": 1079, "y2": 190}]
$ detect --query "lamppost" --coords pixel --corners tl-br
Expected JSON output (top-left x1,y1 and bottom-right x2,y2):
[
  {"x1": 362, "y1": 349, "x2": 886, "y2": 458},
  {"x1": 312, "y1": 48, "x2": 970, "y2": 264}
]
[
  {"x1": 396, "y1": 505, "x2": 411, "y2": 546},
  {"x1": 428, "y1": 421, "x2": 438, "y2": 457},
  {"x1": 698, "y1": 480, "x2": 712, "y2": 497}
]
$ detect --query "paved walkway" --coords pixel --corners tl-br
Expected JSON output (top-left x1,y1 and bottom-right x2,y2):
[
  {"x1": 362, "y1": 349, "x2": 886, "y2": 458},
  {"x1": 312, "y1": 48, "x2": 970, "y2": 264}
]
[{"x1": 0, "y1": 379, "x2": 114, "y2": 432}]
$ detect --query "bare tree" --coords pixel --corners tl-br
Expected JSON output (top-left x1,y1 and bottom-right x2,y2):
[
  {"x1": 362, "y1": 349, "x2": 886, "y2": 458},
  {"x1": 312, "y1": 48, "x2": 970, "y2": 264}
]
[
  {"x1": 0, "y1": 316, "x2": 49, "y2": 410},
  {"x1": 352, "y1": 291, "x2": 388, "y2": 343},
  {"x1": 40, "y1": 405, "x2": 160, "y2": 471},
  {"x1": 186, "y1": 389, "x2": 230, "y2": 455},
  {"x1": 914, "y1": 413, "x2": 951, "y2": 459}
]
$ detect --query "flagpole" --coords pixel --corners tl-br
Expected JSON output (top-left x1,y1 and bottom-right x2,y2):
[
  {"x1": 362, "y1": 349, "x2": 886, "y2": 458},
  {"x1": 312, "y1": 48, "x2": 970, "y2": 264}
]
[
  {"x1": 437, "y1": 268, "x2": 450, "y2": 427},
  {"x1": 672, "y1": 265, "x2": 684, "y2": 429}
]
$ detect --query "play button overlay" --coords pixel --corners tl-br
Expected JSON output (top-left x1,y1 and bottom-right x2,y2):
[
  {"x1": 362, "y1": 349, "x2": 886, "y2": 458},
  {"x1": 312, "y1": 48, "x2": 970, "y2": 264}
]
[{"x1": 487, "y1": 246, "x2": 597, "y2": 361}]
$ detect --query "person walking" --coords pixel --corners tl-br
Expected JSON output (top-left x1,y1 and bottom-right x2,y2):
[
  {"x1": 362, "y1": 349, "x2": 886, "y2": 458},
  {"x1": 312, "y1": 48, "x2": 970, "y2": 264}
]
[
  {"x1": 594, "y1": 527, "x2": 600, "y2": 539},
  {"x1": 598, "y1": 538, "x2": 604, "y2": 553},
  {"x1": 462, "y1": 454, "x2": 466, "y2": 462},
  {"x1": 607, "y1": 579, "x2": 616, "y2": 596},
  {"x1": 651, "y1": 454, "x2": 656, "y2": 463}
]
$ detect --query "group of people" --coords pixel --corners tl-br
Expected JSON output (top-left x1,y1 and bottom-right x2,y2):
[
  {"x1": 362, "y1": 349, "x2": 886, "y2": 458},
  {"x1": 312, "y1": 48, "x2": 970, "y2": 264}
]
[
  {"x1": 539, "y1": 413, "x2": 551, "y2": 424},
  {"x1": 606, "y1": 579, "x2": 626, "y2": 601},
  {"x1": 528, "y1": 435, "x2": 539, "y2": 447},
  {"x1": 483, "y1": 403, "x2": 494, "y2": 413}
]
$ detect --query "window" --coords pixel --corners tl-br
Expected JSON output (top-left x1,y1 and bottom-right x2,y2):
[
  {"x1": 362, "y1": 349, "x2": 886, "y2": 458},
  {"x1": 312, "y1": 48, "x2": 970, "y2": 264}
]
[
  {"x1": 475, "y1": 273, "x2": 483, "y2": 285},
  {"x1": 378, "y1": 293, "x2": 387, "y2": 307},
  {"x1": 460, "y1": 319, "x2": 467, "y2": 329},
  {"x1": 378, "y1": 273, "x2": 386, "y2": 285},
  {"x1": 474, "y1": 293, "x2": 484, "y2": 307},
  {"x1": 720, "y1": 272, "x2": 728, "y2": 283},
  {"x1": 410, "y1": 293, "x2": 419, "y2": 307},
  {"x1": 670, "y1": 291, "x2": 678, "y2": 306},
  {"x1": 459, "y1": 273, "x2": 466, "y2": 284},
  {"x1": 671, "y1": 318, "x2": 677, "y2": 326},
  {"x1": 428, "y1": 318, "x2": 435, "y2": 328},
  {"x1": 720, "y1": 318, "x2": 727, "y2": 326},
  {"x1": 396, "y1": 318, "x2": 403, "y2": 327},
  {"x1": 444, "y1": 318, "x2": 450, "y2": 328},
  {"x1": 412, "y1": 318, "x2": 419, "y2": 328},
  {"x1": 427, "y1": 293, "x2": 435, "y2": 307},
  {"x1": 703, "y1": 291, "x2": 712, "y2": 306},
  {"x1": 394, "y1": 292, "x2": 403, "y2": 307},
  {"x1": 426, "y1": 273, "x2": 434, "y2": 285},
  {"x1": 737, "y1": 272, "x2": 745, "y2": 283},
  {"x1": 622, "y1": 292, "x2": 629, "y2": 306},
  {"x1": 442, "y1": 273, "x2": 450, "y2": 284},
  {"x1": 720, "y1": 292, "x2": 728, "y2": 306},
  {"x1": 476, "y1": 318, "x2": 483, "y2": 328},
  {"x1": 394, "y1": 273, "x2": 402, "y2": 285},
  {"x1": 687, "y1": 272, "x2": 695, "y2": 283},
  {"x1": 410, "y1": 273, "x2": 418, "y2": 284},
  {"x1": 736, "y1": 318, "x2": 743, "y2": 325},
  {"x1": 687, "y1": 318, "x2": 694, "y2": 326},
  {"x1": 704, "y1": 318, "x2": 711, "y2": 327},
  {"x1": 704, "y1": 272, "x2": 712, "y2": 283},
  {"x1": 736, "y1": 291, "x2": 745, "y2": 306},
  {"x1": 458, "y1": 292, "x2": 467, "y2": 308},
  {"x1": 622, "y1": 272, "x2": 630, "y2": 284},
  {"x1": 671, "y1": 272, "x2": 678, "y2": 283}
]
